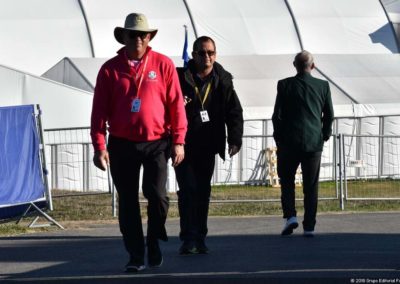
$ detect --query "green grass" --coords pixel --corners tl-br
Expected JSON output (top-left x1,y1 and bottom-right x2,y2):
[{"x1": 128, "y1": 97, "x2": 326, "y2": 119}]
[{"x1": 1, "y1": 180, "x2": 400, "y2": 236}]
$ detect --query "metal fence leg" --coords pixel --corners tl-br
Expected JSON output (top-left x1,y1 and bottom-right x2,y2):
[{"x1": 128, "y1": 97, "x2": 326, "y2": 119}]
[{"x1": 338, "y1": 134, "x2": 345, "y2": 210}]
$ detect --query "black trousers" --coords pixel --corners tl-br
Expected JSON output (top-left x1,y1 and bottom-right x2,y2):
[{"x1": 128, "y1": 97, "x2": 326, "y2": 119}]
[
  {"x1": 277, "y1": 147, "x2": 322, "y2": 231},
  {"x1": 108, "y1": 135, "x2": 170, "y2": 262},
  {"x1": 175, "y1": 148, "x2": 215, "y2": 242}
]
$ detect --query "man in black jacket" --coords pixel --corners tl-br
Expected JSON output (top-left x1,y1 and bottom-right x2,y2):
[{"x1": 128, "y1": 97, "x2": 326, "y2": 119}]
[
  {"x1": 272, "y1": 50, "x2": 334, "y2": 237},
  {"x1": 175, "y1": 36, "x2": 243, "y2": 254}
]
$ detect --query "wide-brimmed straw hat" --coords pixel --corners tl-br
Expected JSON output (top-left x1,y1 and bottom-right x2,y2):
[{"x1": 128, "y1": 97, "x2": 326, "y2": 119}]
[{"x1": 114, "y1": 13, "x2": 158, "y2": 44}]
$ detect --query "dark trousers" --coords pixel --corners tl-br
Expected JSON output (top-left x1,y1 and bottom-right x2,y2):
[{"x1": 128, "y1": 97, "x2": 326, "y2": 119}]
[
  {"x1": 108, "y1": 135, "x2": 170, "y2": 262},
  {"x1": 277, "y1": 147, "x2": 322, "y2": 231},
  {"x1": 175, "y1": 149, "x2": 215, "y2": 242}
]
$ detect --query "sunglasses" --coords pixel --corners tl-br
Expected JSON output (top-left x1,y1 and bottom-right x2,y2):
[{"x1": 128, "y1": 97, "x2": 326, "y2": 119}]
[
  {"x1": 128, "y1": 31, "x2": 149, "y2": 40},
  {"x1": 195, "y1": 50, "x2": 216, "y2": 57}
]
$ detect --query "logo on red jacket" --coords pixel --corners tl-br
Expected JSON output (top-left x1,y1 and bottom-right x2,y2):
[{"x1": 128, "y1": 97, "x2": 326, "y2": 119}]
[{"x1": 148, "y1": 71, "x2": 157, "y2": 80}]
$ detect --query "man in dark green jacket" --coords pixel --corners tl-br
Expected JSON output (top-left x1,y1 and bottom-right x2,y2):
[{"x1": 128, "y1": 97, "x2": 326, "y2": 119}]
[
  {"x1": 272, "y1": 50, "x2": 334, "y2": 237},
  {"x1": 175, "y1": 36, "x2": 243, "y2": 254}
]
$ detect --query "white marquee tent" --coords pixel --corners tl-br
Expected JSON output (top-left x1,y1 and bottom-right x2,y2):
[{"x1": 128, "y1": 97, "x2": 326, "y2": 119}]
[
  {"x1": 1, "y1": 0, "x2": 399, "y2": 128},
  {"x1": 1, "y1": 0, "x2": 400, "y2": 190}
]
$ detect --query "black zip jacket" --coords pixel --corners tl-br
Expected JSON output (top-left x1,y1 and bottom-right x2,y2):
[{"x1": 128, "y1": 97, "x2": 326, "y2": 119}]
[{"x1": 177, "y1": 60, "x2": 243, "y2": 160}]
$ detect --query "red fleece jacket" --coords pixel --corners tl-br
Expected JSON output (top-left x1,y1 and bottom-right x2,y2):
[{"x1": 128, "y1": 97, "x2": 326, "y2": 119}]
[{"x1": 90, "y1": 47, "x2": 187, "y2": 151}]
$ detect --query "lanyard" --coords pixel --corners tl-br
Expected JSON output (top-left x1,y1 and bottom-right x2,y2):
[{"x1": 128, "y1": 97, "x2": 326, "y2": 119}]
[
  {"x1": 194, "y1": 80, "x2": 212, "y2": 110},
  {"x1": 131, "y1": 55, "x2": 149, "y2": 99}
]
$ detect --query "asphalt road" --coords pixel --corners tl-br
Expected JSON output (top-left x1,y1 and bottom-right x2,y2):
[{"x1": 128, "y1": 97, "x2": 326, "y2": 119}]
[{"x1": 1, "y1": 212, "x2": 399, "y2": 283}]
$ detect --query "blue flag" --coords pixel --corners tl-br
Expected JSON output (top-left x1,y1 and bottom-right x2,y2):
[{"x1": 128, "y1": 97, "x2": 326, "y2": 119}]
[{"x1": 182, "y1": 25, "x2": 190, "y2": 67}]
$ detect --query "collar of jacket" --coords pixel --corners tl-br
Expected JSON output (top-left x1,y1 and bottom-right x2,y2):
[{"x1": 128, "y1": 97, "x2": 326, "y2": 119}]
[{"x1": 295, "y1": 71, "x2": 313, "y2": 79}]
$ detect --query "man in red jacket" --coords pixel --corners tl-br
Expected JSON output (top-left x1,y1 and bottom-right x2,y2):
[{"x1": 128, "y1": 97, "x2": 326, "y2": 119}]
[{"x1": 90, "y1": 13, "x2": 187, "y2": 272}]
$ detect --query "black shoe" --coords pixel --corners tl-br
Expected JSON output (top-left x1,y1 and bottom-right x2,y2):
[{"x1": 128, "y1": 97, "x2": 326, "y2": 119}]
[
  {"x1": 147, "y1": 240, "x2": 163, "y2": 268},
  {"x1": 196, "y1": 240, "x2": 209, "y2": 254},
  {"x1": 125, "y1": 259, "x2": 145, "y2": 273},
  {"x1": 179, "y1": 241, "x2": 198, "y2": 255}
]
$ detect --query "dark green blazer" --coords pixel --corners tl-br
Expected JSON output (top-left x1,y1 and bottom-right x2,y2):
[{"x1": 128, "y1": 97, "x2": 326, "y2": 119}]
[{"x1": 272, "y1": 72, "x2": 334, "y2": 152}]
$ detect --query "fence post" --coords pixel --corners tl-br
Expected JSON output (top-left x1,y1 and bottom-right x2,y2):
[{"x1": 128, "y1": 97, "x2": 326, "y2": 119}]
[
  {"x1": 83, "y1": 143, "x2": 89, "y2": 192},
  {"x1": 338, "y1": 134, "x2": 345, "y2": 210}
]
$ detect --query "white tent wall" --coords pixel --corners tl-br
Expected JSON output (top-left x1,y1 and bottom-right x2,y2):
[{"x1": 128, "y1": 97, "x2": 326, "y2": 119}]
[
  {"x1": 0, "y1": 66, "x2": 24, "y2": 106},
  {"x1": 21, "y1": 76, "x2": 92, "y2": 129},
  {"x1": 0, "y1": 0, "x2": 93, "y2": 75},
  {"x1": 288, "y1": 0, "x2": 399, "y2": 54},
  {"x1": 0, "y1": 65, "x2": 93, "y2": 129}
]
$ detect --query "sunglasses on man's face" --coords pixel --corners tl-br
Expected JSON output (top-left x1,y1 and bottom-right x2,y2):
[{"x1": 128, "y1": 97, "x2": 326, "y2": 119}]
[
  {"x1": 195, "y1": 50, "x2": 216, "y2": 57},
  {"x1": 128, "y1": 31, "x2": 148, "y2": 40}
]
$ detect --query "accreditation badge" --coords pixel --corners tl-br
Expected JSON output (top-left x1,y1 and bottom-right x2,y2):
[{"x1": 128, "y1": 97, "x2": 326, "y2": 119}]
[
  {"x1": 131, "y1": 98, "x2": 141, "y2": 112},
  {"x1": 200, "y1": 110, "x2": 210, "y2": 122}
]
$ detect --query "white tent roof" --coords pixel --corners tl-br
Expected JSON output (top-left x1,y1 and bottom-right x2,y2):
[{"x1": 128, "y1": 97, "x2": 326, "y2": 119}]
[
  {"x1": 290, "y1": 0, "x2": 398, "y2": 53},
  {"x1": 0, "y1": 0, "x2": 93, "y2": 75},
  {"x1": 2, "y1": 0, "x2": 398, "y2": 76},
  {"x1": 185, "y1": 0, "x2": 301, "y2": 55},
  {"x1": 315, "y1": 54, "x2": 400, "y2": 104}
]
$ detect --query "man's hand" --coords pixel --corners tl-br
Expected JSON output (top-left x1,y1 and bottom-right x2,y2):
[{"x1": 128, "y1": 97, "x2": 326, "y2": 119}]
[
  {"x1": 171, "y1": 144, "x2": 185, "y2": 167},
  {"x1": 228, "y1": 145, "x2": 240, "y2": 158},
  {"x1": 93, "y1": 150, "x2": 110, "y2": 171}
]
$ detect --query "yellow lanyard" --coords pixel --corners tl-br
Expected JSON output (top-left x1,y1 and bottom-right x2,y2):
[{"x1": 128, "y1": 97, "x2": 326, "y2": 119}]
[{"x1": 194, "y1": 81, "x2": 212, "y2": 110}]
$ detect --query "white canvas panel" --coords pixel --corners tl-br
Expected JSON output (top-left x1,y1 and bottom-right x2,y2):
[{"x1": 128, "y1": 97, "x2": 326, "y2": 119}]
[
  {"x1": 88, "y1": 161, "x2": 109, "y2": 191},
  {"x1": 244, "y1": 120, "x2": 263, "y2": 136},
  {"x1": 289, "y1": 0, "x2": 398, "y2": 53},
  {"x1": 166, "y1": 164, "x2": 178, "y2": 193},
  {"x1": 383, "y1": 116, "x2": 400, "y2": 135},
  {"x1": 337, "y1": 118, "x2": 358, "y2": 135},
  {"x1": 215, "y1": 155, "x2": 239, "y2": 184},
  {"x1": 0, "y1": 66, "x2": 24, "y2": 106},
  {"x1": 240, "y1": 137, "x2": 265, "y2": 184},
  {"x1": 320, "y1": 139, "x2": 335, "y2": 182},
  {"x1": 82, "y1": 0, "x2": 195, "y2": 58},
  {"x1": 22, "y1": 76, "x2": 93, "y2": 129},
  {"x1": 360, "y1": 117, "x2": 380, "y2": 135},
  {"x1": 382, "y1": 135, "x2": 400, "y2": 177},
  {"x1": 360, "y1": 136, "x2": 380, "y2": 177},
  {"x1": 186, "y1": 0, "x2": 300, "y2": 55},
  {"x1": 0, "y1": 0, "x2": 92, "y2": 75},
  {"x1": 55, "y1": 144, "x2": 83, "y2": 191}
]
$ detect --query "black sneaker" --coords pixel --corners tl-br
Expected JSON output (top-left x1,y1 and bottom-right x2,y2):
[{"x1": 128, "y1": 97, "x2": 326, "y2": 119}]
[
  {"x1": 125, "y1": 259, "x2": 145, "y2": 273},
  {"x1": 179, "y1": 241, "x2": 198, "y2": 255},
  {"x1": 281, "y1": 216, "x2": 299, "y2": 236},
  {"x1": 196, "y1": 240, "x2": 209, "y2": 254},
  {"x1": 147, "y1": 240, "x2": 163, "y2": 268}
]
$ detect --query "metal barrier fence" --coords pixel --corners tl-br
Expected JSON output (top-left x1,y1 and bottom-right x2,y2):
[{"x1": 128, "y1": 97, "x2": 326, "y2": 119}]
[
  {"x1": 43, "y1": 127, "x2": 111, "y2": 195},
  {"x1": 43, "y1": 127, "x2": 400, "y2": 211},
  {"x1": 339, "y1": 134, "x2": 400, "y2": 205}
]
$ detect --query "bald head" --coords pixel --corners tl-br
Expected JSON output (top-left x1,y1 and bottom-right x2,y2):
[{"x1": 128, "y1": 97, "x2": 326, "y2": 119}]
[{"x1": 294, "y1": 50, "x2": 314, "y2": 72}]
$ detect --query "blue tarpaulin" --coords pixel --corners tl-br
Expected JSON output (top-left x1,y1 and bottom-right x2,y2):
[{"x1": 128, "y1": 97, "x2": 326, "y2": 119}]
[{"x1": 0, "y1": 105, "x2": 45, "y2": 213}]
